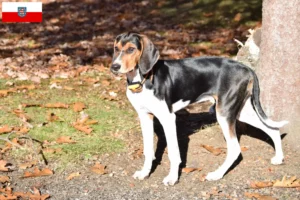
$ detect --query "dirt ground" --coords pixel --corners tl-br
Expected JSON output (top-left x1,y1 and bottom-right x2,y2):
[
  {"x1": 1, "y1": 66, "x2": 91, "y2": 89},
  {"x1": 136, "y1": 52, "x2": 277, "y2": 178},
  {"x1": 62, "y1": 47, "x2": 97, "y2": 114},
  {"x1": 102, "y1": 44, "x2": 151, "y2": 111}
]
[{"x1": 4, "y1": 102, "x2": 300, "y2": 200}]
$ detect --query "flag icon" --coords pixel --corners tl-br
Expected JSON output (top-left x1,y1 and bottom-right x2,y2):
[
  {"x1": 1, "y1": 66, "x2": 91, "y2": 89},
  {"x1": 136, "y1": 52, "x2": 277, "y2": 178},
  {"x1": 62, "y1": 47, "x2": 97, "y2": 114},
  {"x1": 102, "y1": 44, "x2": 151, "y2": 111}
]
[{"x1": 2, "y1": 2, "x2": 42, "y2": 22}]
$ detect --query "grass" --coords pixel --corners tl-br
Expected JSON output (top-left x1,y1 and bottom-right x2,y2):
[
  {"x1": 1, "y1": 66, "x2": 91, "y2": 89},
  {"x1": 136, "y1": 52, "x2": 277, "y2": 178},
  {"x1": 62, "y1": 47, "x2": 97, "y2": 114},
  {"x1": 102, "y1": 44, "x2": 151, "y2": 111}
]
[{"x1": 0, "y1": 72, "x2": 138, "y2": 167}]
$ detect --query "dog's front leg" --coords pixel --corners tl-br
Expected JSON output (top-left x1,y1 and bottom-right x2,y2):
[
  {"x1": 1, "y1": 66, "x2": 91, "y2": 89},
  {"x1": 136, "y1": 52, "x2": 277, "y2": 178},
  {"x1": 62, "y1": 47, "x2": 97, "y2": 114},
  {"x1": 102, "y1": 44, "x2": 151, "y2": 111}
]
[
  {"x1": 158, "y1": 113, "x2": 181, "y2": 186},
  {"x1": 133, "y1": 111, "x2": 155, "y2": 180}
]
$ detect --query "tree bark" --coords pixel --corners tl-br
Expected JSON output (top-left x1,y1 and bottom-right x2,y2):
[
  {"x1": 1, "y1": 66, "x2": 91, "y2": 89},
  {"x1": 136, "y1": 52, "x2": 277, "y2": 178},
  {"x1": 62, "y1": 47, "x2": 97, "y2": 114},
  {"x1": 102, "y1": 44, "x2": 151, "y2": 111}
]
[{"x1": 258, "y1": 0, "x2": 300, "y2": 149}]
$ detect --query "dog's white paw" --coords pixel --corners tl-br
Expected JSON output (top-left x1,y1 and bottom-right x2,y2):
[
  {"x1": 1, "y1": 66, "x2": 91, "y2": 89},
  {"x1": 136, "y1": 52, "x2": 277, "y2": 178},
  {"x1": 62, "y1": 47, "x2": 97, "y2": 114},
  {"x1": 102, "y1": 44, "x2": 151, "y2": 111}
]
[
  {"x1": 132, "y1": 170, "x2": 149, "y2": 180},
  {"x1": 271, "y1": 156, "x2": 284, "y2": 165},
  {"x1": 205, "y1": 171, "x2": 223, "y2": 181},
  {"x1": 163, "y1": 174, "x2": 178, "y2": 186}
]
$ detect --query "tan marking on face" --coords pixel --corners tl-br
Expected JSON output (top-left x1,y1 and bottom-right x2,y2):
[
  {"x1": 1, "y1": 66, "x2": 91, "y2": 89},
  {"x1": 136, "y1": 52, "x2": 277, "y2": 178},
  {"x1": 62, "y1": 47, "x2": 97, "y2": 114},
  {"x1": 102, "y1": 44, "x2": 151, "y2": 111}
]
[{"x1": 113, "y1": 41, "x2": 142, "y2": 73}]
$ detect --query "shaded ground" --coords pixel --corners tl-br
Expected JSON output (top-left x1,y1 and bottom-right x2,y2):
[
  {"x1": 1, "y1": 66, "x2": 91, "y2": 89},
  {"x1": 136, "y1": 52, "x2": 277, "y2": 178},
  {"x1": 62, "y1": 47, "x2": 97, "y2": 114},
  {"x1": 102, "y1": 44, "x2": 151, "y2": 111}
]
[{"x1": 1, "y1": 0, "x2": 300, "y2": 199}]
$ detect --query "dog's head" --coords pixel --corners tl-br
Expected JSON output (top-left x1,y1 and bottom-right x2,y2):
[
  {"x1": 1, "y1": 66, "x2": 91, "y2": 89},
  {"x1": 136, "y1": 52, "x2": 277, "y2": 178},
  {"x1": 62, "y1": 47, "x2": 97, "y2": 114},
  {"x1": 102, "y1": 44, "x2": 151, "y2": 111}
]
[{"x1": 110, "y1": 32, "x2": 159, "y2": 75}]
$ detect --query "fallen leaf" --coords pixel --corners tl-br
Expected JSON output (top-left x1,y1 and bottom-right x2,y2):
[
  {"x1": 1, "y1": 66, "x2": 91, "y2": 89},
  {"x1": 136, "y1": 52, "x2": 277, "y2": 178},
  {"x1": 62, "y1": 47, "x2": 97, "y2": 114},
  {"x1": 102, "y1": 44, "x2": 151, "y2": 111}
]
[
  {"x1": 273, "y1": 176, "x2": 300, "y2": 188},
  {"x1": 12, "y1": 109, "x2": 30, "y2": 121},
  {"x1": 0, "y1": 125, "x2": 12, "y2": 134},
  {"x1": 47, "y1": 112, "x2": 59, "y2": 122},
  {"x1": 0, "y1": 187, "x2": 17, "y2": 199},
  {"x1": 14, "y1": 187, "x2": 50, "y2": 200},
  {"x1": 182, "y1": 167, "x2": 202, "y2": 174},
  {"x1": 15, "y1": 126, "x2": 30, "y2": 134},
  {"x1": 63, "y1": 86, "x2": 75, "y2": 91},
  {"x1": 56, "y1": 136, "x2": 76, "y2": 144},
  {"x1": 0, "y1": 89, "x2": 13, "y2": 97},
  {"x1": 200, "y1": 144, "x2": 225, "y2": 156},
  {"x1": 84, "y1": 120, "x2": 98, "y2": 125},
  {"x1": 90, "y1": 162, "x2": 107, "y2": 175},
  {"x1": 15, "y1": 84, "x2": 36, "y2": 90},
  {"x1": 66, "y1": 172, "x2": 81, "y2": 180},
  {"x1": 0, "y1": 160, "x2": 10, "y2": 171},
  {"x1": 0, "y1": 176, "x2": 10, "y2": 183},
  {"x1": 43, "y1": 102, "x2": 69, "y2": 109},
  {"x1": 101, "y1": 80, "x2": 110, "y2": 86},
  {"x1": 244, "y1": 192, "x2": 276, "y2": 200},
  {"x1": 241, "y1": 146, "x2": 249, "y2": 152},
  {"x1": 94, "y1": 64, "x2": 106, "y2": 72},
  {"x1": 73, "y1": 123, "x2": 93, "y2": 134},
  {"x1": 19, "y1": 160, "x2": 37, "y2": 169},
  {"x1": 23, "y1": 167, "x2": 53, "y2": 178},
  {"x1": 250, "y1": 181, "x2": 274, "y2": 189},
  {"x1": 73, "y1": 102, "x2": 86, "y2": 112}
]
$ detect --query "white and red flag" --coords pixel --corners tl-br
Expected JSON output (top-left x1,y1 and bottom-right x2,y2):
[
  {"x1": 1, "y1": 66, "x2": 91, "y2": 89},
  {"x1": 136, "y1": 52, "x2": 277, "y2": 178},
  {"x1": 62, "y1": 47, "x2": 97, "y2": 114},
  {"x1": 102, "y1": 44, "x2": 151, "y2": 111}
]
[{"x1": 2, "y1": 2, "x2": 42, "y2": 23}]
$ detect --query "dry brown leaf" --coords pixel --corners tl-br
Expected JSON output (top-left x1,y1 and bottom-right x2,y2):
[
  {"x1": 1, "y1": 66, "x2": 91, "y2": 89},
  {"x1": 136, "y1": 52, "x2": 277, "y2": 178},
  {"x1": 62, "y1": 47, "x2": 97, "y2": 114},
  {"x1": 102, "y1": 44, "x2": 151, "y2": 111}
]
[
  {"x1": 43, "y1": 102, "x2": 69, "y2": 109},
  {"x1": 0, "y1": 176, "x2": 10, "y2": 183},
  {"x1": 14, "y1": 187, "x2": 50, "y2": 200},
  {"x1": 182, "y1": 167, "x2": 202, "y2": 174},
  {"x1": 90, "y1": 162, "x2": 107, "y2": 175},
  {"x1": 23, "y1": 167, "x2": 53, "y2": 178},
  {"x1": 244, "y1": 192, "x2": 276, "y2": 200},
  {"x1": 56, "y1": 136, "x2": 76, "y2": 144},
  {"x1": 241, "y1": 146, "x2": 249, "y2": 152},
  {"x1": 12, "y1": 109, "x2": 30, "y2": 121},
  {"x1": 47, "y1": 112, "x2": 59, "y2": 122},
  {"x1": 15, "y1": 84, "x2": 36, "y2": 90},
  {"x1": 84, "y1": 120, "x2": 98, "y2": 125},
  {"x1": 0, "y1": 89, "x2": 13, "y2": 97},
  {"x1": 73, "y1": 123, "x2": 93, "y2": 134},
  {"x1": 0, "y1": 125, "x2": 12, "y2": 134},
  {"x1": 0, "y1": 160, "x2": 9, "y2": 171},
  {"x1": 19, "y1": 160, "x2": 37, "y2": 169},
  {"x1": 250, "y1": 181, "x2": 274, "y2": 189},
  {"x1": 200, "y1": 144, "x2": 225, "y2": 156},
  {"x1": 273, "y1": 176, "x2": 300, "y2": 188},
  {"x1": 73, "y1": 102, "x2": 86, "y2": 112},
  {"x1": 83, "y1": 77, "x2": 99, "y2": 84},
  {"x1": 0, "y1": 187, "x2": 17, "y2": 200},
  {"x1": 15, "y1": 126, "x2": 30, "y2": 134},
  {"x1": 94, "y1": 64, "x2": 106, "y2": 72},
  {"x1": 66, "y1": 172, "x2": 81, "y2": 180},
  {"x1": 101, "y1": 80, "x2": 110, "y2": 86},
  {"x1": 63, "y1": 86, "x2": 75, "y2": 91}
]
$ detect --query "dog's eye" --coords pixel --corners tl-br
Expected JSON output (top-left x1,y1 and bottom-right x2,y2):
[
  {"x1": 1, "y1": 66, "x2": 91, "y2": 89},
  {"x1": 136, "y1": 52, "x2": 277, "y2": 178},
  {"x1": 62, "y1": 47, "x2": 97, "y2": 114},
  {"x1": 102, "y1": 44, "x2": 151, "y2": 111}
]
[
  {"x1": 126, "y1": 47, "x2": 136, "y2": 54},
  {"x1": 114, "y1": 47, "x2": 120, "y2": 52}
]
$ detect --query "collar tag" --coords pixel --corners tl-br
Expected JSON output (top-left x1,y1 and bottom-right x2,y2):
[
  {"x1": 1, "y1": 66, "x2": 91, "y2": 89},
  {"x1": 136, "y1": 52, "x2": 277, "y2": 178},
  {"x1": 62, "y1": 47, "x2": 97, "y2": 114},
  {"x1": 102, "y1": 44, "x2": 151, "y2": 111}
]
[{"x1": 128, "y1": 81, "x2": 143, "y2": 93}]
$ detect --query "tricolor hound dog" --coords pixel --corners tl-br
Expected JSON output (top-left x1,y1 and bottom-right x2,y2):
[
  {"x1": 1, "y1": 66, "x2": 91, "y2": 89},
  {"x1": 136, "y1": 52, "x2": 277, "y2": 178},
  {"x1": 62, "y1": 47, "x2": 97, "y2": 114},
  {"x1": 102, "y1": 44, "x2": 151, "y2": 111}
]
[{"x1": 110, "y1": 32, "x2": 288, "y2": 186}]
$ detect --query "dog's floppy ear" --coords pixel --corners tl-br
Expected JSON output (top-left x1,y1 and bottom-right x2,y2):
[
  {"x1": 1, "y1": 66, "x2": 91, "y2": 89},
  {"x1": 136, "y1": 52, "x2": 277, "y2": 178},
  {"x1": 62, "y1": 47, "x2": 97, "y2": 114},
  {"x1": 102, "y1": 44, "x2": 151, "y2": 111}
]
[{"x1": 138, "y1": 35, "x2": 160, "y2": 75}]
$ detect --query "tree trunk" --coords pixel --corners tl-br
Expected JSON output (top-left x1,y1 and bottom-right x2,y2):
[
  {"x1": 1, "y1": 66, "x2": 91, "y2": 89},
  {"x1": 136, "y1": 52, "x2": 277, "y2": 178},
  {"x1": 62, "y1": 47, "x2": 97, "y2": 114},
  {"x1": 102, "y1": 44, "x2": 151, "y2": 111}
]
[{"x1": 258, "y1": 0, "x2": 300, "y2": 149}]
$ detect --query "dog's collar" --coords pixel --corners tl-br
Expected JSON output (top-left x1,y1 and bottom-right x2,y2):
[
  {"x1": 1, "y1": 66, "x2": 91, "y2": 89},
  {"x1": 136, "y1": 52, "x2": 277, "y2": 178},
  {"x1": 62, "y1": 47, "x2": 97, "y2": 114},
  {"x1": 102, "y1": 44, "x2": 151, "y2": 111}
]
[{"x1": 128, "y1": 70, "x2": 153, "y2": 93}]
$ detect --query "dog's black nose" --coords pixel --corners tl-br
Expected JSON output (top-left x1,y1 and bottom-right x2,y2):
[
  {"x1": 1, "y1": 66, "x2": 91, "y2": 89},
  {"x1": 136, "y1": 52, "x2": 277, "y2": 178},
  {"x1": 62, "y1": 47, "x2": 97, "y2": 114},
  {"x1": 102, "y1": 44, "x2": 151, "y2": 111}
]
[{"x1": 111, "y1": 64, "x2": 121, "y2": 72}]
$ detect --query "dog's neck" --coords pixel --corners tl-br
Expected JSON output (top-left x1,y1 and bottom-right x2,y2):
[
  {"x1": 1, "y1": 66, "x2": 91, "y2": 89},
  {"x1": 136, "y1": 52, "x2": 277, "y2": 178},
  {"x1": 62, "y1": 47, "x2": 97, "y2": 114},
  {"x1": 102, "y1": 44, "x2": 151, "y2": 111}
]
[{"x1": 126, "y1": 68, "x2": 142, "y2": 84}]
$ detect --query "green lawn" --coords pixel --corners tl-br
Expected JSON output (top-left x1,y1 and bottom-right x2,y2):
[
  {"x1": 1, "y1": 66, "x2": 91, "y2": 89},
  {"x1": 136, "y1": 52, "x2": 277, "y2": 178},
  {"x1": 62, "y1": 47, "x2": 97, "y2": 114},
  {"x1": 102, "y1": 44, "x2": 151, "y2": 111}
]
[{"x1": 0, "y1": 72, "x2": 137, "y2": 167}]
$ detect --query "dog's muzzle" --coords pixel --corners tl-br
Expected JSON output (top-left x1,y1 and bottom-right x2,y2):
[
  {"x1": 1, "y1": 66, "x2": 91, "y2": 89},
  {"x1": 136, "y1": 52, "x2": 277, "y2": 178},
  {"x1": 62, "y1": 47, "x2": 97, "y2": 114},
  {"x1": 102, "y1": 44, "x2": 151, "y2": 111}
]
[{"x1": 110, "y1": 63, "x2": 121, "y2": 74}]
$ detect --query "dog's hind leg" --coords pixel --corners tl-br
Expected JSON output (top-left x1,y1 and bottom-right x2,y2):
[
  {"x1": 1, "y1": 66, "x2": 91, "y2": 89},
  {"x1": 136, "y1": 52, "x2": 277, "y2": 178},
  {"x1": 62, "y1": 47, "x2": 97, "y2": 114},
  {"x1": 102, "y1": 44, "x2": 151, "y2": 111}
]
[
  {"x1": 206, "y1": 113, "x2": 241, "y2": 181},
  {"x1": 238, "y1": 98, "x2": 284, "y2": 165},
  {"x1": 133, "y1": 112, "x2": 155, "y2": 180}
]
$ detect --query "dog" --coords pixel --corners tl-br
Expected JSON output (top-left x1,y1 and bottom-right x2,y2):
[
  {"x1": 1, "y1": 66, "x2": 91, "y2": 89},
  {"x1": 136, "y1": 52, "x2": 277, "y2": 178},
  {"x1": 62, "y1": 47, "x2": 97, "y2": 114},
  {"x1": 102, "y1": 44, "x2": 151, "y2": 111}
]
[{"x1": 110, "y1": 32, "x2": 288, "y2": 186}]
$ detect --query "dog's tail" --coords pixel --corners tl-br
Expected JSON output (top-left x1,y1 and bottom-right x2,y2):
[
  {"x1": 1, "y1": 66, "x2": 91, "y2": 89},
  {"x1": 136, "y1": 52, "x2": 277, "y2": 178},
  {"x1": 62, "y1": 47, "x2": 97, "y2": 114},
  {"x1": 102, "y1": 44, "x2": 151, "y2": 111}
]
[{"x1": 251, "y1": 71, "x2": 289, "y2": 129}]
